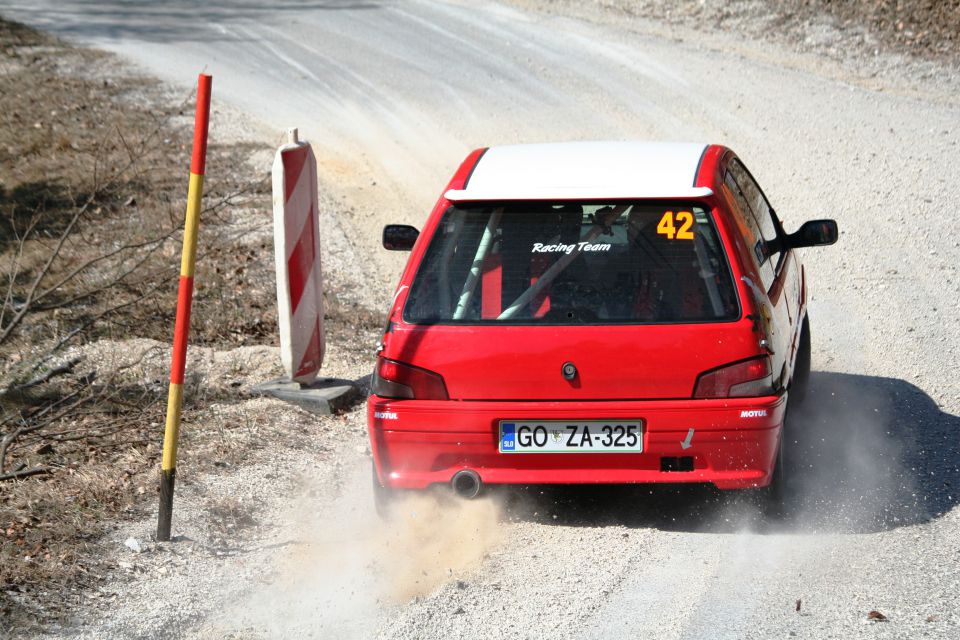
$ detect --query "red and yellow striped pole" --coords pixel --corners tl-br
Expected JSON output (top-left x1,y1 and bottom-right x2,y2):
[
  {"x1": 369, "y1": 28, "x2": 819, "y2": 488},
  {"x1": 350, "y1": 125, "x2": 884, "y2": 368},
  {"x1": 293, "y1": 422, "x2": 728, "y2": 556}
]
[{"x1": 157, "y1": 73, "x2": 212, "y2": 542}]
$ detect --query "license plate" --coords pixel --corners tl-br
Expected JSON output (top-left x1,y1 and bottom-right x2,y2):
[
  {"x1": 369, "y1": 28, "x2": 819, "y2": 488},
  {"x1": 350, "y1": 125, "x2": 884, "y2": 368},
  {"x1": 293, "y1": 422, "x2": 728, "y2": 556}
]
[{"x1": 499, "y1": 420, "x2": 643, "y2": 453}]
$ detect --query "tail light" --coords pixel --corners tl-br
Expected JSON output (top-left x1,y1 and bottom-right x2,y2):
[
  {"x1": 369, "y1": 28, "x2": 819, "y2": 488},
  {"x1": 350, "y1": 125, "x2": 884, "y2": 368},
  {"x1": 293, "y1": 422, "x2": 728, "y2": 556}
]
[
  {"x1": 693, "y1": 356, "x2": 773, "y2": 398},
  {"x1": 372, "y1": 357, "x2": 449, "y2": 400}
]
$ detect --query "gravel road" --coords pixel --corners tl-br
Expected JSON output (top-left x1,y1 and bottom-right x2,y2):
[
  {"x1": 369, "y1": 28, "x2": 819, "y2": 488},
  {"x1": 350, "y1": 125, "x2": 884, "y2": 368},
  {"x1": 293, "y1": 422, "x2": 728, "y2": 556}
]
[{"x1": 2, "y1": 1, "x2": 958, "y2": 638}]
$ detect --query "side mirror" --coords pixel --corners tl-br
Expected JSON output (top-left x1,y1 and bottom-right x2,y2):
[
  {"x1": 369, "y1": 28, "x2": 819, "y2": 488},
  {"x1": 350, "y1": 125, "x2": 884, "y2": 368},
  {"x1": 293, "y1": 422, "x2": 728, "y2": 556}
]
[
  {"x1": 382, "y1": 224, "x2": 419, "y2": 251},
  {"x1": 787, "y1": 219, "x2": 838, "y2": 248}
]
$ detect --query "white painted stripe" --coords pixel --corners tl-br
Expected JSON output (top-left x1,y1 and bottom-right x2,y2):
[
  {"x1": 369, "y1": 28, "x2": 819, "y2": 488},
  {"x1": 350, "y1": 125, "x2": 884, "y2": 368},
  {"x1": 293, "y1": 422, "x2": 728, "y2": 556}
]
[{"x1": 284, "y1": 151, "x2": 314, "y2": 261}]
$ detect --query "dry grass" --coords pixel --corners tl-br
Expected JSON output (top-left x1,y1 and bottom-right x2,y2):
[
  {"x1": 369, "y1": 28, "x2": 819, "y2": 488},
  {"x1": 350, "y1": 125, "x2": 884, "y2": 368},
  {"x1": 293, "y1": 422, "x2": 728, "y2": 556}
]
[
  {"x1": 2, "y1": 450, "x2": 153, "y2": 613},
  {"x1": 0, "y1": 17, "x2": 293, "y2": 630},
  {"x1": 0, "y1": 16, "x2": 381, "y2": 630},
  {"x1": 0, "y1": 21, "x2": 277, "y2": 366}
]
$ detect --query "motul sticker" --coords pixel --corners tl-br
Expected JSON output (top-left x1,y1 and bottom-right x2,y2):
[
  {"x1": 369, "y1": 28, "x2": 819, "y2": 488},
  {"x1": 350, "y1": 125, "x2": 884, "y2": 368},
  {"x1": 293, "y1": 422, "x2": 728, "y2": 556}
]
[
  {"x1": 740, "y1": 410, "x2": 768, "y2": 418},
  {"x1": 374, "y1": 411, "x2": 398, "y2": 420}
]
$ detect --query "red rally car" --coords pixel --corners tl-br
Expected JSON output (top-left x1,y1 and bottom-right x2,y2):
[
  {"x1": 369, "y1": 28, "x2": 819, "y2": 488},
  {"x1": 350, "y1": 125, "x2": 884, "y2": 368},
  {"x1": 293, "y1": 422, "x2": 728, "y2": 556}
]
[{"x1": 368, "y1": 141, "x2": 837, "y2": 506}]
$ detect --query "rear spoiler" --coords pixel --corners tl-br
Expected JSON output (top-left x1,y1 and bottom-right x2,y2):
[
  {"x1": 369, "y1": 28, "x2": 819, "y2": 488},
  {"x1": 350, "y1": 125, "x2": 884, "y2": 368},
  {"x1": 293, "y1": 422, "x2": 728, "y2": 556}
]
[{"x1": 444, "y1": 187, "x2": 714, "y2": 202}]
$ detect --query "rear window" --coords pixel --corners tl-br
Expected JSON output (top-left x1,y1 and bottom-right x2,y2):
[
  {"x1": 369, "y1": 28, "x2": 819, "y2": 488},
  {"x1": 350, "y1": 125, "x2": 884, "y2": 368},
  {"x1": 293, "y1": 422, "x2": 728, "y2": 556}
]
[{"x1": 403, "y1": 202, "x2": 739, "y2": 325}]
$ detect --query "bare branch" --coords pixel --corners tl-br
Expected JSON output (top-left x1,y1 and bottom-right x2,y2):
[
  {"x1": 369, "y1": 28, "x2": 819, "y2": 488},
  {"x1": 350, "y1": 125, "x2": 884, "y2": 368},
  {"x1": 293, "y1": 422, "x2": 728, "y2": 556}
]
[
  {"x1": 0, "y1": 466, "x2": 51, "y2": 482},
  {"x1": 47, "y1": 271, "x2": 176, "y2": 354},
  {"x1": 5, "y1": 358, "x2": 81, "y2": 394},
  {"x1": 1, "y1": 211, "x2": 43, "y2": 330},
  {"x1": 0, "y1": 426, "x2": 25, "y2": 473},
  {"x1": 0, "y1": 200, "x2": 89, "y2": 345},
  {"x1": 32, "y1": 226, "x2": 180, "y2": 312}
]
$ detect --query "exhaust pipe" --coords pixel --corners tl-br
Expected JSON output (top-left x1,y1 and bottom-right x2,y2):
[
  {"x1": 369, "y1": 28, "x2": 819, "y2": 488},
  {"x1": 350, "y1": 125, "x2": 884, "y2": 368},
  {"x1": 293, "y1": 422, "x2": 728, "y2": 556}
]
[{"x1": 451, "y1": 469, "x2": 482, "y2": 499}]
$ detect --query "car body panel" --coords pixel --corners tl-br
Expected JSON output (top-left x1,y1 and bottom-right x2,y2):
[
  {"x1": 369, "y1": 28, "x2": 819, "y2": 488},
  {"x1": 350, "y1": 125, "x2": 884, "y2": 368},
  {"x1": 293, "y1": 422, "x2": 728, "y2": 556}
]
[
  {"x1": 383, "y1": 320, "x2": 761, "y2": 400},
  {"x1": 368, "y1": 394, "x2": 786, "y2": 490}
]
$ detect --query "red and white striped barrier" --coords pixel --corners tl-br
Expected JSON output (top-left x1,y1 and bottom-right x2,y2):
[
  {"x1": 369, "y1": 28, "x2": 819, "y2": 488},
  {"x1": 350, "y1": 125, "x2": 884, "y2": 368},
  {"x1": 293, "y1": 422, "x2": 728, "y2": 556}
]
[{"x1": 272, "y1": 128, "x2": 324, "y2": 384}]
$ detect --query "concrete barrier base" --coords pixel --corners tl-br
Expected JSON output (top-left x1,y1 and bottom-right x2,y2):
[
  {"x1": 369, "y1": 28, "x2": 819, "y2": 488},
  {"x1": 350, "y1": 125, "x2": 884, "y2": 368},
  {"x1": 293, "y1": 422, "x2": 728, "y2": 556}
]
[{"x1": 251, "y1": 377, "x2": 361, "y2": 415}]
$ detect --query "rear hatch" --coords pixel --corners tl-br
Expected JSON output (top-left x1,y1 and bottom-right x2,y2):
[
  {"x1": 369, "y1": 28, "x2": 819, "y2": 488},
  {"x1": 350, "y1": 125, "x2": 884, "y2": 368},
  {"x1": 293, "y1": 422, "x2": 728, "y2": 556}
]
[{"x1": 390, "y1": 201, "x2": 751, "y2": 401}]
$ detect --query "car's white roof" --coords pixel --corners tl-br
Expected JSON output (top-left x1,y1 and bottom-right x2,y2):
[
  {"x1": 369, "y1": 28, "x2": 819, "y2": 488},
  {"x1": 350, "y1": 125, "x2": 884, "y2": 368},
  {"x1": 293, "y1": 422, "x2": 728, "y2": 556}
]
[{"x1": 445, "y1": 141, "x2": 712, "y2": 201}]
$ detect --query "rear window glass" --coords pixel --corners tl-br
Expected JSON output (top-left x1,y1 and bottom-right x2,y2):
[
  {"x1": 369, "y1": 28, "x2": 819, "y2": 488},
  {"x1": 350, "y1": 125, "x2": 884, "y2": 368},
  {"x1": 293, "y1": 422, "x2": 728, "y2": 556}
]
[{"x1": 403, "y1": 202, "x2": 739, "y2": 324}]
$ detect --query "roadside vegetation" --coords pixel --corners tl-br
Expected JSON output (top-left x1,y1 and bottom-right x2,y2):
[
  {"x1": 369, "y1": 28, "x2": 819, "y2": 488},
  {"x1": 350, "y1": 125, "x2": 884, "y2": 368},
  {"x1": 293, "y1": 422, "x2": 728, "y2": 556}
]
[
  {"x1": 0, "y1": 17, "x2": 282, "y2": 629},
  {"x1": 0, "y1": 15, "x2": 386, "y2": 629},
  {"x1": 530, "y1": 0, "x2": 959, "y2": 66}
]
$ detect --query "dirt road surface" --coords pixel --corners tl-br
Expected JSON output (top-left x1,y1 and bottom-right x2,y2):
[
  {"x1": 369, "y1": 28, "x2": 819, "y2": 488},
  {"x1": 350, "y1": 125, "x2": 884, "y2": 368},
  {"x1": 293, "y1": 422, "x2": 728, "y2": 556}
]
[{"x1": 2, "y1": 1, "x2": 958, "y2": 638}]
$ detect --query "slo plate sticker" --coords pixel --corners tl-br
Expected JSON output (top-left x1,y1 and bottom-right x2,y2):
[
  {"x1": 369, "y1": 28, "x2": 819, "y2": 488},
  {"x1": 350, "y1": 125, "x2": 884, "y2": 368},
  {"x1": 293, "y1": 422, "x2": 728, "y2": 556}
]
[{"x1": 501, "y1": 422, "x2": 516, "y2": 451}]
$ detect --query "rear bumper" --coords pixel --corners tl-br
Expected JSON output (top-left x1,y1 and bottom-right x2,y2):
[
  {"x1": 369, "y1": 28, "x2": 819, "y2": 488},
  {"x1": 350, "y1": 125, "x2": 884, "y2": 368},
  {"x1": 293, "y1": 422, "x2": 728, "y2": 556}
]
[{"x1": 368, "y1": 395, "x2": 786, "y2": 491}]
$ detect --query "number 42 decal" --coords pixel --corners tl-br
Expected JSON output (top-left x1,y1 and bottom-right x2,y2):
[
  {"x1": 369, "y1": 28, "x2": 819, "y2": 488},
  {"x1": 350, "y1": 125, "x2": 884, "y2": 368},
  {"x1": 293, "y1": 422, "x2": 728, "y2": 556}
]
[{"x1": 657, "y1": 211, "x2": 695, "y2": 240}]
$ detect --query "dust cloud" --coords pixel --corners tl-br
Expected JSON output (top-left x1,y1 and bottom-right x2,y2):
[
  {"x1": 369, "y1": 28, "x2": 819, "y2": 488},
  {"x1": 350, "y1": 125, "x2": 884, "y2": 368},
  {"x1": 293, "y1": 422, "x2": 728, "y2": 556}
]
[
  {"x1": 218, "y1": 462, "x2": 502, "y2": 638},
  {"x1": 378, "y1": 492, "x2": 502, "y2": 603},
  {"x1": 639, "y1": 370, "x2": 949, "y2": 635},
  {"x1": 785, "y1": 372, "x2": 928, "y2": 533},
  {"x1": 714, "y1": 371, "x2": 928, "y2": 536},
  {"x1": 209, "y1": 374, "x2": 952, "y2": 638},
  {"x1": 692, "y1": 371, "x2": 931, "y2": 534}
]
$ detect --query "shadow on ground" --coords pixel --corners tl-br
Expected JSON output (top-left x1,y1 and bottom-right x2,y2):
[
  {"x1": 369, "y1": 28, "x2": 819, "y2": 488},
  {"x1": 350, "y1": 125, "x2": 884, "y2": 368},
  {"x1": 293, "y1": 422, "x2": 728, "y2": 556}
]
[
  {"x1": 501, "y1": 371, "x2": 959, "y2": 534},
  {"x1": 0, "y1": 181, "x2": 75, "y2": 242}
]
